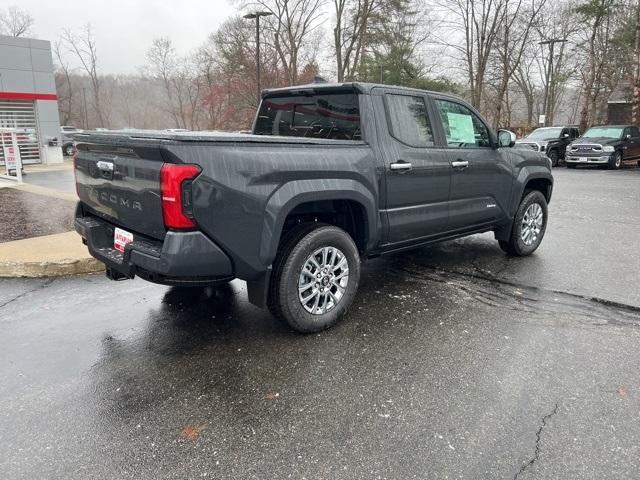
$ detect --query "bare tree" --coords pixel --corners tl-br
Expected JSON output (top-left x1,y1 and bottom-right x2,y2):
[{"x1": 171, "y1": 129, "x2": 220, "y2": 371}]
[
  {"x1": 246, "y1": 0, "x2": 326, "y2": 85},
  {"x1": 576, "y1": 0, "x2": 617, "y2": 130},
  {"x1": 61, "y1": 25, "x2": 107, "y2": 128},
  {"x1": 0, "y1": 5, "x2": 34, "y2": 37},
  {"x1": 513, "y1": 42, "x2": 542, "y2": 126},
  {"x1": 333, "y1": 0, "x2": 378, "y2": 81},
  {"x1": 53, "y1": 40, "x2": 74, "y2": 126},
  {"x1": 630, "y1": 0, "x2": 640, "y2": 124},
  {"x1": 491, "y1": 0, "x2": 546, "y2": 129},
  {"x1": 146, "y1": 37, "x2": 185, "y2": 128},
  {"x1": 437, "y1": 0, "x2": 507, "y2": 108}
]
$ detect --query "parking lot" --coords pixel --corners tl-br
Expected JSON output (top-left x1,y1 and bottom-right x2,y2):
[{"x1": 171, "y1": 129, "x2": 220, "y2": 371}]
[{"x1": 1, "y1": 167, "x2": 639, "y2": 479}]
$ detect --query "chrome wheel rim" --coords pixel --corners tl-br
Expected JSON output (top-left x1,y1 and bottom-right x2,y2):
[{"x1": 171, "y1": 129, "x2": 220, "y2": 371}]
[
  {"x1": 521, "y1": 203, "x2": 543, "y2": 246},
  {"x1": 615, "y1": 154, "x2": 621, "y2": 167},
  {"x1": 298, "y1": 246, "x2": 349, "y2": 315}
]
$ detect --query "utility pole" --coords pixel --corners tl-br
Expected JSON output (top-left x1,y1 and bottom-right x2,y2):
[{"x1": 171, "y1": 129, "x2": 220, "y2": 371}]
[
  {"x1": 539, "y1": 38, "x2": 567, "y2": 127},
  {"x1": 243, "y1": 11, "x2": 273, "y2": 102}
]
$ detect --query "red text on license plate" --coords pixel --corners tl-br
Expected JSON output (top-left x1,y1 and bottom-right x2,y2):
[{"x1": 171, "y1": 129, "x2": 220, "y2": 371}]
[{"x1": 114, "y1": 227, "x2": 134, "y2": 253}]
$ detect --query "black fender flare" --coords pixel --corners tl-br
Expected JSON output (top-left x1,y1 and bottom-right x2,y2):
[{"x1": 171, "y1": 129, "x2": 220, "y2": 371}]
[
  {"x1": 259, "y1": 178, "x2": 379, "y2": 267},
  {"x1": 494, "y1": 167, "x2": 553, "y2": 242},
  {"x1": 247, "y1": 179, "x2": 378, "y2": 309}
]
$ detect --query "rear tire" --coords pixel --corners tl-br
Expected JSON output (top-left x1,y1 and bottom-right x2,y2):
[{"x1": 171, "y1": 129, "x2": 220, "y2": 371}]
[
  {"x1": 63, "y1": 143, "x2": 75, "y2": 157},
  {"x1": 499, "y1": 190, "x2": 548, "y2": 256},
  {"x1": 268, "y1": 224, "x2": 360, "y2": 333}
]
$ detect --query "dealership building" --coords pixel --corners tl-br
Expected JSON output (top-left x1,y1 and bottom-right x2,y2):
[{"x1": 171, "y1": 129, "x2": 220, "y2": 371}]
[{"x1": 0, "y1": 34, "x2": 62, "y2": 165}]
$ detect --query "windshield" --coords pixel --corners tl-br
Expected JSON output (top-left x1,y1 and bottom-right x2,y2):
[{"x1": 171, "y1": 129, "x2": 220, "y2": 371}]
[
  {"x1": 526, "y1": 127, "x2": 562, "y2": 140},
  {"x1": 582, "y1": 127, "x2": 623, "y2": 139},
  {"x1": 253, "y1": 91, "x2": 361, "y2": 140}
]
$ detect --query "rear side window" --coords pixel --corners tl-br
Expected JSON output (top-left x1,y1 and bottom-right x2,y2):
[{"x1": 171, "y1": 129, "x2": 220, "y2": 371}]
[
  {"x1": 385, "y1": 94, "x2": 434, "y2": 147},
  {"x1": 434, "y1": 99, "x2": 491, "y2": 148},
  {"x1": 630, "y1": 127, "x2": 640, "y2": 137},
  {"x1": 253, "y1": 92, "x2": 361, "y2": 140}
]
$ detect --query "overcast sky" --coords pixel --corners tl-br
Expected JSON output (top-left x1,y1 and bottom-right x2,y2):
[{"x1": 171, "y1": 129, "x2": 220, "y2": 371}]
[{"x1": 19, "y1": 0, "x2": 237, "y2": 73}]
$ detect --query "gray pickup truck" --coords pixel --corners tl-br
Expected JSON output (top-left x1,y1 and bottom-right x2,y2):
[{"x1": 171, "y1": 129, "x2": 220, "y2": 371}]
[{"x1": 73, "y1": 83, "x2": 553, "y2": 332}]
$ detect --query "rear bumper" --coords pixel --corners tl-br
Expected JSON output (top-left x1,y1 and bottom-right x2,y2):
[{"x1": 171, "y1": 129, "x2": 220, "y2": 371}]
[{"x1": 74, "y1": 204, "x2": 234, "y2": 286}]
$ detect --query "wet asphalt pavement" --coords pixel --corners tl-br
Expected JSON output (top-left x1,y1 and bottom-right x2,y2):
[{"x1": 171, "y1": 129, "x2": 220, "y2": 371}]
[
  {"x1": 1, "y1": 168, "x2": 639, "y2": 479},
  {"x1": 23, "y1": 169, "x2": 76, "y2": 194}
]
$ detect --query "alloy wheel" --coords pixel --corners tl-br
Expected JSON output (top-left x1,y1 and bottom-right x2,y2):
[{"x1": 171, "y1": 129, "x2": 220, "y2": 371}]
[
  {"x1": 298, "y1": 246, "x2": 349, "y2": 315},
  {"x1": 521, "y1": 203, "x2": 544, "y2": 246}
]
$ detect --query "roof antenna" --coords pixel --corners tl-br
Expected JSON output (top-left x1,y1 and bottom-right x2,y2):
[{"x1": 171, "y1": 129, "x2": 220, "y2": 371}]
[{"x1": 313, "y1": 76, "x2": 328, "y2": 83}]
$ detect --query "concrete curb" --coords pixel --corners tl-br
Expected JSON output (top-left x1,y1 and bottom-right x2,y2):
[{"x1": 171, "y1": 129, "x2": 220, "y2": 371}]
[
  {"x1": 0, "y1": 257, "x2": 104, "y2": 278},
  {"x1": 0, "y1": 231, "x2": 104, "y2": 278}
]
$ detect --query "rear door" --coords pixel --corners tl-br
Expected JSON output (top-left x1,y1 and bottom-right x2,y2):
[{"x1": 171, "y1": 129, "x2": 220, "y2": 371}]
[
  {"x1": 75, "y1": 139, "x2": 167, "y2": 239},
  {"x1": 431, "y1": 96, "x2": 511, "y2": 232},
  {"x1": 624, "y1": 126, "x2": 640, "y2": 159},
  {"x1": 376, "y1": 89, "x2": 451, "y2": 245}
]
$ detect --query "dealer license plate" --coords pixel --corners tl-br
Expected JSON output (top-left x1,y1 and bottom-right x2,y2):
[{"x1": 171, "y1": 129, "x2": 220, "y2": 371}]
[
  {"x1": 114, "y1": 227, "x2": 134, "y2": 253},
  {"x1": 578, "y1": 157, "x2": 588, "y2": 163}
]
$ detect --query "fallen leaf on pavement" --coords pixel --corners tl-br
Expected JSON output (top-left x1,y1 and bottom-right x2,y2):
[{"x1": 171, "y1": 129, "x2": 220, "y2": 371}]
[{"x1": 181, "y1": 424, "x2": 207, "y2": 440}]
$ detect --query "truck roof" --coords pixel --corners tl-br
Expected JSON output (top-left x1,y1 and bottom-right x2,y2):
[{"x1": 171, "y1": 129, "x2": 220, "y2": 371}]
[{"x1": 262, "y1": 81, "x2": 462, "y2": 102}]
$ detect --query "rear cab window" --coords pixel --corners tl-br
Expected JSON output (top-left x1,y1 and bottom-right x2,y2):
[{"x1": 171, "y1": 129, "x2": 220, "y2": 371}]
[
  {"x1": 384, "y1": 93, "x2": 434, "y2": 147},
  {"x1": 253, "y1": 90, "x2": 361, "y2": 140}
]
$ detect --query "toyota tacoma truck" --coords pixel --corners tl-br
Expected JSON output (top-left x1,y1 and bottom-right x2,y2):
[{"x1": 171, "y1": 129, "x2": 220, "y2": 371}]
[{"x1": 73, "y1": 83, "x2": 553, "y2": 333}]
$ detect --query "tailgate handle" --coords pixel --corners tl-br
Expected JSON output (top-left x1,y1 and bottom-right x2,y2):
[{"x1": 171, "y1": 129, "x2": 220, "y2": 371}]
[{"x1": 96, "y1": 160, "x2": 115, "y2": 179}]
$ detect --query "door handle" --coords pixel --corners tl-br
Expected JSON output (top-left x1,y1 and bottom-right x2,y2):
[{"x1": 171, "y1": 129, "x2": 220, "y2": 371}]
[
  {"x1": 451, "y1": 160, "x2": 469, "y2": 169},
  {"x1": 390, "y1": 161, "x2": 412, "y2": 171}
]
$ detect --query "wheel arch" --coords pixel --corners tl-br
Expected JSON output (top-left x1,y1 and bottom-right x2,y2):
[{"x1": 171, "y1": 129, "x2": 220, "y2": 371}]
[{"x1": 260, "y1": 179, "x2": 379, "y2": 268}]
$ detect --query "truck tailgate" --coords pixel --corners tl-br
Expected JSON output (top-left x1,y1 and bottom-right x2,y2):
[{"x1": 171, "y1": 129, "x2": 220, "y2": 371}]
[{"x1": 74, "y1": 142, "x2": 166, "y2": 240}]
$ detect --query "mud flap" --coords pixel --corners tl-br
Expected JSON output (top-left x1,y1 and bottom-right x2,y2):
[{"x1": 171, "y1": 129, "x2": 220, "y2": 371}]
[{"x1": 246, "y1": 266, "x2": 272, "y2": 308}]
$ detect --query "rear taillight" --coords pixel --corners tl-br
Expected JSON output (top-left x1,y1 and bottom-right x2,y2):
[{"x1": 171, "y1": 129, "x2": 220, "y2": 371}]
[
  {"x1": 160, "y1": 163, "x2": 201, "y2": 229},
  {"x1": 72, "y1": 150, "x2": 79, "y2": 197}
]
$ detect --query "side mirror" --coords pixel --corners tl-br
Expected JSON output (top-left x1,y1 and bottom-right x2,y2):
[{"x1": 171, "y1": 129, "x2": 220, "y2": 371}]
[
  {"x1": 497, "y1": 129, "x2": 516, "y2": 148},
  {"x1": 625, "y1": 134, "x2": 632, "y2": 140},
  {"x1": 562, "y1": 133, "x2": 570, "y2": 138}
]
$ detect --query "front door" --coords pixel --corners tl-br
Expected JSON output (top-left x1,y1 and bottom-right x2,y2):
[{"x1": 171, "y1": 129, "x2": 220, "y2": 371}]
[
  {"x1": 623, "y1": 126, "x2": 640, "y2": 160},
  {"x1": 431, "y1": 97, "x2": 512, "y2": 232},
  {"x1": 378, "y1": 91, "x2": 452, "y2": 245}
]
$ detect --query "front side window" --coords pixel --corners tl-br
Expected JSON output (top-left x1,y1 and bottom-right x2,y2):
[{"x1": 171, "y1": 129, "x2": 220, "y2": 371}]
[
  {"x1": 385, "y1": 94, "x2": 434, "y2": 147},
  {"x1": 434, "y1": 99, "x2": 491, "y2": 148},
  {"x1": 254, "y1": 92, "x2": 361, "y2": 140}
]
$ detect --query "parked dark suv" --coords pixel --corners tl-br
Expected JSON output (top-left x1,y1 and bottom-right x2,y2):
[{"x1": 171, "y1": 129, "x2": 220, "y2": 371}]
[
  {"x1": 565, "y1": 125, "x2": 640, "y2": 169},
  {"x1": 515, "y1": 126, "x2": 580, "y2": 166}
]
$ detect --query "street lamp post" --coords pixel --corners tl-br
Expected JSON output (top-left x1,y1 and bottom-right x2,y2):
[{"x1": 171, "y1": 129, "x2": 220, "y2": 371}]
[
  {"x1": 539, "y1": 38, "x2": 568, "y2": 127},
  {"x1": 243, "y1": 11, "x2": 273, "y2": 100}
]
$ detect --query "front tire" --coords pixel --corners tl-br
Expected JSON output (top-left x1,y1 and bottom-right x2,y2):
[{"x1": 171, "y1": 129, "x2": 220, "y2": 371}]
[
  {"x1": 499, "y1": 190, "x2": 548, "y2": 256},
  {"x1": 548, "y1": 149, "x2": 559, "y2": 167},
  {"x1": 268, "y1": 224, "x2": 361, "y2": 333},
  {"x1": 609, "y1": 151, "x2": 622, "y2": 170}
]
